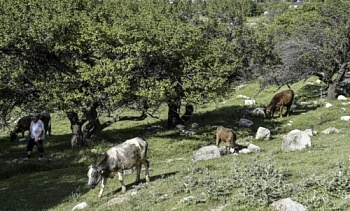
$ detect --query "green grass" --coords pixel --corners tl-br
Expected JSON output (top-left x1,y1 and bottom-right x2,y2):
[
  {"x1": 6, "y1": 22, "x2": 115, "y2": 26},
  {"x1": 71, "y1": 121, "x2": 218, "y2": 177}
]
[{"x1": 1, "y1": 78, "x2": 350, "y2": 210}]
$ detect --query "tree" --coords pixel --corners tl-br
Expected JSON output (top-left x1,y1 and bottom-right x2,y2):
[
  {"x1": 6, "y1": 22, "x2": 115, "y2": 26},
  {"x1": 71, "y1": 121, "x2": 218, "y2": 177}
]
[
  {"x1": 259, "y1": 0, "x2": 350, "y2": 99},
  {"x1": 0, "y1": 0, "x2": 260, "y2": 144}
]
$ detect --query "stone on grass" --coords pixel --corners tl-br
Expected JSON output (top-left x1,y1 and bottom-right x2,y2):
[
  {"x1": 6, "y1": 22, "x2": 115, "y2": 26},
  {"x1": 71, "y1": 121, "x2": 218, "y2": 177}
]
[
  {"x1": 192, "y1": 145, "x2": 221, "y2": 161},
  {"x1": 72, "y1": 202, "x2": 88, "y2": 210},
  {"x1": 270, "y1": 198, "x2": 307, "y2": 211},
  {"x1": 255, "y1": 127, "x2": 271, "y2": 140},
  {"x1": 282, "y1": 129, "x2": 312, "y2": 152},
  {"x1": 321, "y1": 127, "x2": 340, "y2": 135},
  {"x1": 239, "y1": 118, "x2": 253, "y2": 127},
  {"x1": 341, "y1": 116, "x2": 350, "y2": 121},
  {"x1": 337, "y1": 95, "x2": 347, "y2": 101}
]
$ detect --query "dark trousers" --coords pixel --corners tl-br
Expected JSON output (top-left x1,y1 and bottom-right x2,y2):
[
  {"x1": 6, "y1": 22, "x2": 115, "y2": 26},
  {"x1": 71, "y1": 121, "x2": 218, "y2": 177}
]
[{"x1": 26, "y1": 138, "x2": 44, "y2": 157}]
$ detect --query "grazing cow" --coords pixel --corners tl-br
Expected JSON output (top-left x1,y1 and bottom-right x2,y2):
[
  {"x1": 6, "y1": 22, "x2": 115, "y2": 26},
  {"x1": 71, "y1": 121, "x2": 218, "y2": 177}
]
[
  {"x1": 265, "y1": 89, "x2": 294, "y2": 118},
  {"x1": 87, "y1": 137, "x2": 150, "y2": 198},
  {"x1": 215, "y1": 126, "x2": 237, "y2": 150},
  {"x1": 10, "y1": 113, "x2": 51, "y2": 142}
]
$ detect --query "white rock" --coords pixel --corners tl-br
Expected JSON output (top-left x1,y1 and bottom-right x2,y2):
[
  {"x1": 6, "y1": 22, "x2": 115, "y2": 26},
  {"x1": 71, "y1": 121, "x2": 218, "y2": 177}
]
[
  {"x1": 72, "y1": 202, "x2": 88, "y2": 210},
  {"x1": 255, "y1": 127, "x2": 270, "y2": 141},
  {"x1": 337, "y1": 95, "x2": 347, "y2": 100},
  {"x1": 238, "y1": 148, "x2": 251, "y2": 154},
  {"x1": 176, "y1": 124, "x2": 185, "y2": 130},
  {"x1": 247, "y1": 144, "x2": 261, "y2": 152},
  {"x1": 191, "y1": 123, "x2": 199, "y2": 128},
  {"x1": 325, "y1": 103, "x2": 332, "y2": 108},
  {"x1": 244, "y1": 99, "x2": 256, "y2": 106},
  {"x1": 321, "y1": 127, "x2": 340, "y2": 135},
  {"x1": 341, "y1": 116, "x2": 350, "y2": 121},
  {"x1": 270, "y1": 198, "x2": 306, "y2": 211}
]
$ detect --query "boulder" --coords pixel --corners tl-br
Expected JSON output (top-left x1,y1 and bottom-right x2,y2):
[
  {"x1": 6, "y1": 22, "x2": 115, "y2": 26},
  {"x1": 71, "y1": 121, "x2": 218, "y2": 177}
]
[
  {"x1": 255, "y1": 127, "x2": 271, "y2": 140},
  {"x1": 192, "y1": 145, "x2": 221, "y2": 161},
  {"x1": 72, "y1": 202, "x2": 88, "y2": 210},
  {"x1": 321, "y1": 127, "x2": 340, "y2": 135},
  {"x1": 337, "y1": 95, "x2": 347, "y2": 101},
  {"x1": 270, "y1": 198, "x2": 307, "y2": 211},
  {"x1": 244, "y1": 99, "x2": 256, "y2": 106},
  {"x1": 341, "y1": 116, "x2": 350, "y2": 121},
  {"x1": 239, "y1": 118, "x2": 254, "y2": 127},
  {"x1": 282, "y1": 129, "x2": 312, "y2": 152}
]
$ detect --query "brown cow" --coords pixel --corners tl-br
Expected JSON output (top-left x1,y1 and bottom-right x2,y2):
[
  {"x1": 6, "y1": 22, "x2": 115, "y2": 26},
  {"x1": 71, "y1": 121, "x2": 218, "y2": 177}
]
[
  {"x1": 215, "y1": 126, "x2": 237, "y2": 150},
  {"x1": 10, "y1": 113, "x2": 51, "y2": 142},
  {"x1": 265, "y1": 89, "x2": 294, "y2": 118}
]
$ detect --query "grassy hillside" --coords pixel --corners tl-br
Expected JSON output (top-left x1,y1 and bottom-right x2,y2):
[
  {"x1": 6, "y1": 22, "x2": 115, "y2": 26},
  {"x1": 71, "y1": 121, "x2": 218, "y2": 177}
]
[{"x1": 1, "y1": 78, "x2": 350, "y2": 211}]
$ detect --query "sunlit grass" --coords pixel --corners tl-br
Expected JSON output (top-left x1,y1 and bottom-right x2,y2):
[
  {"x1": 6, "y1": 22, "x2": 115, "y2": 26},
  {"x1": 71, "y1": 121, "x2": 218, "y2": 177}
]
[{"x1": 1, "y1": 79, "x2": 350, "y2": 210}]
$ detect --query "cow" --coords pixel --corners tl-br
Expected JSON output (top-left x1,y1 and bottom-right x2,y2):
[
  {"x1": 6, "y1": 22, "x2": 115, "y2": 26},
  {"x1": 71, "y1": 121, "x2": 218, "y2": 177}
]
[
  {"x1": 87, "y1": 137, "x2": 150, "y2": 198},
  {"x1": 215, "y1": 126, "x2": 237, "y2": 152},
  {"x1": 265, "y1": 89, "x2": 295, "y2": 118},
  {"x1": 10, "y1": 113, "x2": 51, "y2": 142}
]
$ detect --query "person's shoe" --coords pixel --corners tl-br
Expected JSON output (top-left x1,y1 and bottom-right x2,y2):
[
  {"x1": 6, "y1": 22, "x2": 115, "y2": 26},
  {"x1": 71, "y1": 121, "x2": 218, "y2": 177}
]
[{"x1": 38, "y1": 157, "x2": 43, "y2": 161}]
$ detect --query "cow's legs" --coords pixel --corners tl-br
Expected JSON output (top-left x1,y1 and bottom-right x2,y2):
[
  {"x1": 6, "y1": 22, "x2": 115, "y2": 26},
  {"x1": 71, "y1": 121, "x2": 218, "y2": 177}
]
[
  {"x1": 215, "y1": 135, "x2": 221, "y2": 146},
  {"x1": 279, "y1": 104, "x2": 284, "y2": 118},
  {"x1": 118, "y1": 171, "x2": 126, "y2": 193},
  {"x1": 135, "y1": 164, "x2": 141, "y2": 183},
  {"x1": 286, "y1": 105, "x2": 291, "y2": 116},
  {"x1": 98, "y1": 177, "x2": 107, "y2": 198},
  {"x1": 144, "y1": 160, "x2": 150, "y2": 183}
]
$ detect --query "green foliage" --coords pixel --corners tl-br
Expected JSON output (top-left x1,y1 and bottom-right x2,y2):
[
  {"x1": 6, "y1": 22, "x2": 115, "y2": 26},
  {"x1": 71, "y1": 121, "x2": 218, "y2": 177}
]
[{"x1": 233, "y1": 157, "x2": 294, "y2": 206}]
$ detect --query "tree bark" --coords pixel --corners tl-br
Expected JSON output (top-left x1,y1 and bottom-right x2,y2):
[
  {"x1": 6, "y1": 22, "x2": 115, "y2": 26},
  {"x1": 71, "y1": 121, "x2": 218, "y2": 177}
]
[
  {"x1": 327, "y1": 82, "x2": 336, "y2": 100},
  {"x1": 66, "y1": 111, "x2": 87, "y2": 148}
]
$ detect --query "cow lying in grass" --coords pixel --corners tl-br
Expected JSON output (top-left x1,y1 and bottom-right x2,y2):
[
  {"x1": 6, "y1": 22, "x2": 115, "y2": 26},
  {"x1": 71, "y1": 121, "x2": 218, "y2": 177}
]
[
  {"x1": 10, "y1": 113, "x2": 51, "y2": 142},
  {"x1": 87, "y1": 137, "x2": 150, "y2": 198},
  {"x1": 265, "y1": 89, "x2": 294, "y2": 118},
  {"x1": 215, "y1": 126, "x2": 237, "y2": 152}
]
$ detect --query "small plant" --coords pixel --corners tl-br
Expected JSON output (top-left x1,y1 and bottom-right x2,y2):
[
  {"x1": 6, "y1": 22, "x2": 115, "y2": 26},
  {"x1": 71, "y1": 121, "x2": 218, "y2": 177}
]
[{"x1": 232, "y1": 156, "x2": 294, "y2": 206}]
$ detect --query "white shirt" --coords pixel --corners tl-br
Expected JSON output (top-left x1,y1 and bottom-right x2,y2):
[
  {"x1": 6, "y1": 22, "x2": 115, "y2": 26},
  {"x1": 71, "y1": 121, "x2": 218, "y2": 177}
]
[{"x1": 30, "y1": 120, "x2": 45, "y2": 140}]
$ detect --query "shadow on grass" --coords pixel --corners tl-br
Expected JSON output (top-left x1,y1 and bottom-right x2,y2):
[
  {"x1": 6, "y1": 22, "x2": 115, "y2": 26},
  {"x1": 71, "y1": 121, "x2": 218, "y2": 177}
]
[{"x1": 108, "y1": 171, "x2": 178, "y2": 197}]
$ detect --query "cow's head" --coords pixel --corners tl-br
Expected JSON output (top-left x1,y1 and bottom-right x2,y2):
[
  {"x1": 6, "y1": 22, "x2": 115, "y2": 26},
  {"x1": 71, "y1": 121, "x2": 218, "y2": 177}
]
[
  {"x1": 264, "y1": 108, "x2": 273, "y2": 118},
  {"x1": 87, "y1": 165, "x2": 103, "y2": 189},
  {"x1": 9, "y1": 132, "x2": 17, "y2": 142}
]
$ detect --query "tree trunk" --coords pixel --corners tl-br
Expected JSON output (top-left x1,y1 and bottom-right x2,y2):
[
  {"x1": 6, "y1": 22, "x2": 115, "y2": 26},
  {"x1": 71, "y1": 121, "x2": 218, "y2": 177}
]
[
  {"x1": 167, "y1": 100, "x2": 181, "y2": 129},
  {"x1": 327, "y1": 82, "x2": 336, "y2": 100},
  {"x1": 66, "y1": 111, "x2": 87, "y2": 149},
  {"x1": 167, "y1": 99, "x2": 194, "y2": 129}
]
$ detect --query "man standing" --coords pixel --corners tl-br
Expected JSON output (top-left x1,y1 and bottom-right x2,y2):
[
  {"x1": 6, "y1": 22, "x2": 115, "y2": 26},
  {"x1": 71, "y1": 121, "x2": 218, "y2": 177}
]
[{"x1": 25, "y1": 114, "x2": 45, "y2": 160}]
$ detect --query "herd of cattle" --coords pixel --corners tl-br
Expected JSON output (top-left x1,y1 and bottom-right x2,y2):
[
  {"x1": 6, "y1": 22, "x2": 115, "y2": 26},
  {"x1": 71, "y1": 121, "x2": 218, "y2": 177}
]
[{"x1": 9, "y1": 89, "x2": 295, "y2": 198}]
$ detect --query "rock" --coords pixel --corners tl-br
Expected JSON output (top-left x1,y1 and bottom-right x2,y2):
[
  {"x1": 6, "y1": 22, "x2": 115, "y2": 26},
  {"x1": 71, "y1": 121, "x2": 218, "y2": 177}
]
[
  {"x1": 72, "y1": 202, "x2": 88, "y2": 210},
  {"x1": 239, "y1": 118, "x2": 253, "y2": 127},
  {"x1": 325, "y1": 103, "x2": 332, "y2": 108},
  {"x1": 176, "y1": 124, "x2": 185, "y2": 130},
  {"x1": 192, "y1": 146, "x2": 221, "y2": 161},
  {"x1": 270, "y1": 198, "x2": 307, "y2": 211},
  {"x1": 247, "y1": 143, "x2": 260, "y2": 152},
  {"x1": 337, "y1": 95, "x2": 347, "y2": 100},
  {"x1": 341, "y1": 116, "x2": 350, "y2": 121},
  {"x1": 255, "y1": 127, "x2": 271, "y2": 140},
  {"x1": 321, "y1": 127, "x2": 340, "y2": 135},
  {"x1": 282, "y1": 129, "x2": 312, "y2": 152},
  {"x1": 191, "y1": 123, "x2": 199, "y2": 128},
  {"x1": 238, "y1": 148, "x2": 251, "y2": 154},
  {"x1": 244, "y1": 99, "x2": 256, "y2": 106}
]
